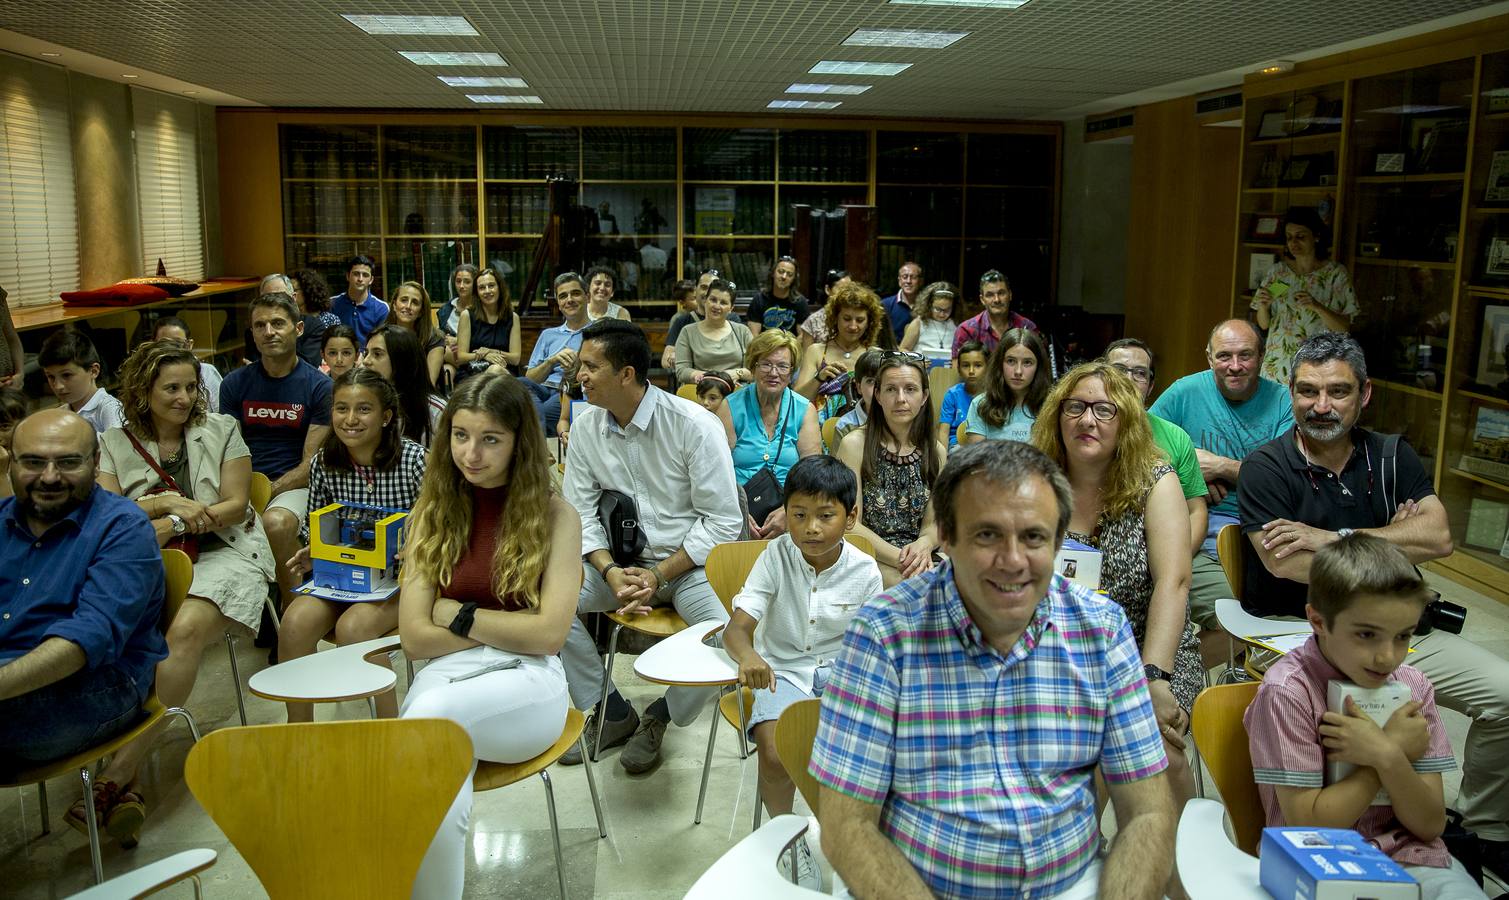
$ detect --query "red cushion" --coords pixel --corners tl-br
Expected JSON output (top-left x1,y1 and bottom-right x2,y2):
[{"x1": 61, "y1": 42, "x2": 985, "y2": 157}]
[{"x1": 61, "y1": 283, "x2": 170, "y2": 307}]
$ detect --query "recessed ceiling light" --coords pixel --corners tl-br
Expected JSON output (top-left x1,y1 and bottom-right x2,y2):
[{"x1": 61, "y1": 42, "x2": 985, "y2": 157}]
[
  {"x1": 843, "y1": 29, "x2": 969, "y2": 49},
  {"x1": 768, "y1": 100, "x2": 842, "y2": 110},
  {"x1": 787, "y1": 83, "x2": 871, "y2": 95},
  {"x1": 889, "y1": 0, "x2": 1032, "y2": 7},
  {"x1": 809, "y1": 61, "x2": 911, "y2": 76},
  {"x1": 122, "y1": 74, "x2": 139, "y2": 79},
  {"x1": 467, "y1": 94, "x2": 543, "y2": 104},
  {"x1": 40, "y1": 51, "x2": 61, "y2": 58},
  {"x1": 343, "y1": 15, "x2": 478, "y2": 36},
  {"x1": 439, "y1": 76, "x2": 529, "y2": 88},
  {"x1": 400, "y1": 51, "x2": 507, "y2": 67}
]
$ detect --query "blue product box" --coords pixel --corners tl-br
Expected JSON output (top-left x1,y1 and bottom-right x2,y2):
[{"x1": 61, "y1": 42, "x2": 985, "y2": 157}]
[{"x1": 1259, "y1": 828, "x2": 1418, "y2": 900}]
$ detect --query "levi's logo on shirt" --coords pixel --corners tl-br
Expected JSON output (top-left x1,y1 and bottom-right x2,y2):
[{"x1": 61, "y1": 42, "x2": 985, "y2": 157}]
[{"x1": 242, "y1": 401, "x2": 306, "y2": 426}]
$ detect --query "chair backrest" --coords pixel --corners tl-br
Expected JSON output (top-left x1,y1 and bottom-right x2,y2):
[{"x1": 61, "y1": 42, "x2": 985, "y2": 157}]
[
  {"x1": 707, "y1": 540, "x2": 772, "y2": 615},
  {"x1": 248, "y1": 471, "x2": 273, "y2": 515},
  {"x1": 161, "y1": 548, "x2": 194, "y2": 628},
  {"x1": 845, "y1": 533, "x2": 875, "y2": 558},
  {"x1": 184, "y1": 718, "x2": 473, "y2": 899},
  {"x1": 927, "y1": 365, "x2": 958, "y2": 425},
  {"x1": 821, "y1": 416, "x2": 839, "y2": 454},
  {"x1": 774, "y1": 698, "x2": 823, "y2": 815},
  {"x1": 1191, "y1": 682, "x2": 1264, "y2": 855},
  {"x1": 1216, "y1": 523, "x2": 1244, "y2": 602},
  {"x1": 677, "y1": 383, "x2": 700, "y2": 401}
]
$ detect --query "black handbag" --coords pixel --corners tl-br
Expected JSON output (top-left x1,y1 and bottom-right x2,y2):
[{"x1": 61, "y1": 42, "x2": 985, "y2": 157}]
[
  {"x1": 743, "y1": 396, "x2": 794, "y2": 526},
  {"x1": 597, "y1": 488, "x2": 647, "y2": 567}
]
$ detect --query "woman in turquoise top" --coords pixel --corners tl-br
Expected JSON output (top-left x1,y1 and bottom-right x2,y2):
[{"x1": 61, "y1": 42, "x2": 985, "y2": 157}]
[
  {"x1": 962, "y1": 327, "x2": 1051, "y2": 444},
  {"x1": 725, "y1": 329, "x2": 822, "y2": 538}
]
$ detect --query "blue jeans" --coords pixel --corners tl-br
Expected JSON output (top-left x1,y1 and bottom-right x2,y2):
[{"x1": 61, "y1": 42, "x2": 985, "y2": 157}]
[
  {"x1": 522, "y1": 378, "x2": 562, "y2": 437},
  {"x1": 0, "y1": 664, "x2": 146, "y2": 774}
]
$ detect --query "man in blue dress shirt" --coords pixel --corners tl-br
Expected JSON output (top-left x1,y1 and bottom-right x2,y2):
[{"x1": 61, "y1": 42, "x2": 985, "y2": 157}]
[{"x1": 0, "y1": 409, "x2": 167, "y2": 773}]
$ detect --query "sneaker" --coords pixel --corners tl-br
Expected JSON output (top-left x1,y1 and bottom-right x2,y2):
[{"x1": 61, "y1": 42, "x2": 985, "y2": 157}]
[
  {"x1": 619, "y1": 712, "x2": 668, "y2": 774},
  {"x1": 560, "y1": 706, "x2": 640, "y2": 766},
  {"x1": 777, "y1": 835, "x2": 822, "y2": 890}
]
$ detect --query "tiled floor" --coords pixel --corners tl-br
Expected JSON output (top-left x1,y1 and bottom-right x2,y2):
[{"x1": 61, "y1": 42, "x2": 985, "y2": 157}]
[{"x1": 3, "y1": 571, "x2": 1507, "y2": 899}]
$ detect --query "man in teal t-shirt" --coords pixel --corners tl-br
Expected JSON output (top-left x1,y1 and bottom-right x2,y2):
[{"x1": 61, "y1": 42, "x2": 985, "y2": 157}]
[{"x1": 1148, "y1": 320, "x2": 1293, "y2": 658}]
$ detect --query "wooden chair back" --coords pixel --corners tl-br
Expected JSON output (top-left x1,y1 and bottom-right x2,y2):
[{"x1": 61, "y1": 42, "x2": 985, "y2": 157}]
[
  {"x1": 184, "y1": 718, "x2": 473, "y2": 899},
  {"x1": 707, "y1": 540, "x2": 771, "y2": 615},
  {"x1": 774, "y1": 699, "x2": 824, "y2": 815},
  {"x1": 248, "y1": 472, "x2": 273, "y2": 515},
  {"x1": 1216, "y1": 523, "x2": 1244, "y2": 602},
  {"x1": 844, "y1": 533, "x2": 875, "y2": 558},
  {"x1": 821, "y1": 416, "x2": 839, "y2": 454},
  {"x1": 677, "y1": 383, "x2": 700, "y2": 401},
  {"x1": 1191, "y1": 682, "x2": 1264, "y2": 855},
  {"x1": 927, "y1": 365, "x2": 959, "y2": 425}
]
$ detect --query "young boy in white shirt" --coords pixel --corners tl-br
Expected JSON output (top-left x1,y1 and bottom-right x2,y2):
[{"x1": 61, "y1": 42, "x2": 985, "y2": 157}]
[
  {"x1": 723, "y1": 455, "x2": 883, "y2": 887},
  {"x1": 40, "y1": 328, "x2": 124, "y2": 433}
]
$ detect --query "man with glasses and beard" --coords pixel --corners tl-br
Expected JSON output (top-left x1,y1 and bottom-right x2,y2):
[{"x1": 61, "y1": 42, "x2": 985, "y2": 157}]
[
  {"x1": 1239, "y1": 331, "x2": 1509, "y2": 876},
  {"x1": 0, "y1": 409, "x2": 167, "y2": 773}
]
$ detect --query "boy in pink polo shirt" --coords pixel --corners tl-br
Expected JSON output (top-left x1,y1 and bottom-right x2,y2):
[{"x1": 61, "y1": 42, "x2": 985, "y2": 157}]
[{"x1": 1245, "y1": 534, "x2": 1485, "y2": 899}]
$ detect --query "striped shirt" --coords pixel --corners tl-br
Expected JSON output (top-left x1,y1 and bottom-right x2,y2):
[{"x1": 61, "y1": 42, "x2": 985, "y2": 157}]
[
  {"x1": 1245, "y1": 635, "x2": 1456, "y2": 868},
  {"x1": 809, "y1": 562, "x2": 1168, "y2": 898},
  {"x1": 300, "y1": 439, "x2": 428, "y2": 543}
]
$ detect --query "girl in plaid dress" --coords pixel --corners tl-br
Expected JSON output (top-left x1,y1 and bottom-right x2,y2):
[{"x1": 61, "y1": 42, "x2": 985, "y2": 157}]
[{"x1": 278, "y1": 368, "x2": 427, "y2": 721}]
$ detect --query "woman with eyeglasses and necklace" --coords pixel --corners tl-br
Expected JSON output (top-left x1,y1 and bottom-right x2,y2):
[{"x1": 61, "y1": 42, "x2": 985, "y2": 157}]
[
  {"x1": 794, "y1": 281, "x2": 885, "y2": 413},
  {"x1": 836, "y1": 352, "x2": 944, "y2": 587},
  {"x1": 724, "y1": 329, "x2": 822, "y2": 538},
  {"x1": 962, "y1": 327, "x2": 1051, "y2": 444},
  {"x1": 747, "y1": 256, "x2": 808, "y2": 336},
  {"x1": 899, "y1": 281, "x2": 959, "y2": 356},
  {"x1": 1031, "y1": 362, "x2": 1201, "y2": 827},
  {"x1": 674, "y1": 278, "x2": 753, "y2": 387}
]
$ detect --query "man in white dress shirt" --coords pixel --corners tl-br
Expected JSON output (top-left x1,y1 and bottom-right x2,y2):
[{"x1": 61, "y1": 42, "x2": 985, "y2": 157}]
[{"x1": 559, "y1": 318, "x2": 743, "y2": 773}]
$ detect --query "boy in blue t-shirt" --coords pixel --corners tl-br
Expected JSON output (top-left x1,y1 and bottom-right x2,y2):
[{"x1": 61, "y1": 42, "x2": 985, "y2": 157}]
[{"x1": 937, "y1": 340, "x2": 987, "y2": 450}]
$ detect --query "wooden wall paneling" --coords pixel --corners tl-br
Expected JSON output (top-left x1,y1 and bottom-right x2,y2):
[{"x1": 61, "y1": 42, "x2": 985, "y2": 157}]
[{"x1": 216, "y1": 111, "x2": 284, "y2": 276}]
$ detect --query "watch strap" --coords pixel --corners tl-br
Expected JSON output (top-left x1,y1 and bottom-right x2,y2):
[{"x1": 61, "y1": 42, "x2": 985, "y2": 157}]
[
  {"x1": 448, "y1": 602, "x2": 479, "y2": 637},
  {"x1": 1143, "y1": 663, "x2": 1172, "y2": 683}
]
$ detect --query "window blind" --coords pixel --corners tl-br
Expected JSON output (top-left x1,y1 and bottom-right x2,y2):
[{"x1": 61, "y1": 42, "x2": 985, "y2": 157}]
[
  {"x1": 132, "y1": 87, "x2": 204, "y2": 281},
  {"x1": 0, "y1": 54, "x2": 79, "y2": 308}
]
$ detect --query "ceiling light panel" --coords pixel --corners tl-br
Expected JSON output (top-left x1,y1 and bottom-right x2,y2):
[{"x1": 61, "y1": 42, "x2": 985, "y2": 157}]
[
  {"x1": 399, "y1": 51, "x2": 507, "y2": 67},
  {"x1": 467, "y1": 94, "x2": 543, "y2": 104},
  {"x1": 787, "y1": 83, "x2": 871, "y2": 95},
  {"x1": 343, "y1": 15, "x2": 478, "y2": 35},
  {"x1": 810, "y1": 61, "x2": 912, "y2": 76},
  {"x1": 768, "y1": 100, "x2": 842, "y2": 110},
  {"x1": 439, "y1": 76, "x2": 529, "y2": 88},
  {"x1": 844, "y1": 29, "x2": 969, "y2": 49},
  {"x1": 888, "y1": 0, "x2": 1031, "y2": 7}
]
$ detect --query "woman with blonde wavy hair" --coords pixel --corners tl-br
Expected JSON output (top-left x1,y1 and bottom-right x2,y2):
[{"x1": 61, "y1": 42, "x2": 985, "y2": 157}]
[
  {"x1": 397, "y1": 373, "x2": 581, "y2": 898},
  {"x1": 1031, "y1": 361, "x2": 1200, "y2": 819}
]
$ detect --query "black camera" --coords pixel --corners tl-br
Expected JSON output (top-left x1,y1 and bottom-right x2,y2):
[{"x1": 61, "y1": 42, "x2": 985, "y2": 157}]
[{"x1": 1415, "y1": 592, "x2": 1466, "y2": 636}]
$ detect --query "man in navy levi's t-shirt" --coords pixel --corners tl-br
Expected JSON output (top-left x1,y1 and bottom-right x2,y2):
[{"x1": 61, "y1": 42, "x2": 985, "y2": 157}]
[{"x1": 221, "y1": 291, "x2": 331, "y2": 610}]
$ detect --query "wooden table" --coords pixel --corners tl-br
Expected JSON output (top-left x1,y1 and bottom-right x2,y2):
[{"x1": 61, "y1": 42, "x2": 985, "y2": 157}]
[{"x1": 12, "y1": 279, "x2": 258, "y2": 333}]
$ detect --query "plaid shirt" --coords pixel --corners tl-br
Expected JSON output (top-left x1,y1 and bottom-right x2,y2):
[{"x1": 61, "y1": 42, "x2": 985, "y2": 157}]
[
  {"x1": 300, "y1": 439, "x2": 428, "y2": 542},
  {"x1": 952, "y1": 310, "x2": 1040, "y2": 359},
  {"x1": 809, "y1": 562, "x2": 1167, "y2": 899}
]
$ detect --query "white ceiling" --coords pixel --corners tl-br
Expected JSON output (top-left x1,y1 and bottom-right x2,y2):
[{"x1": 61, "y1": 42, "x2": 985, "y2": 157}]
[{"x1": 1, "y1": 1, "x2": 1507, "y2": 119}]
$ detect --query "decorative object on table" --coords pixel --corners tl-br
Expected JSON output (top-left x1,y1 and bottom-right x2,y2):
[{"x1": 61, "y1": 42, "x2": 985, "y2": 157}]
[
  {"x1": 1464, "y1": 496, "x2": 1509, "y2": 552},
  {"x1": 1248, "y1": 252, "x2": 1278, "y2": 290},
  {"x1": 119, "y1": 276, "x2": 200, "y2": 297},
  {"x1": 60, "y1": 283, "x2": 170, "y2": 308},
  {"x1": 1256, "y1": 110, "x2": 1288, "y2": 140},
  {"x1": 1374, "y1": 152, "x2": 1407, "y2": 174},
  {"x1": 297, "y1": 502, "x2": 408, "y2": 602},
  {"x1": 1248, "y1": 214, "x2": 1282, "y2": 241},
  {"x1": 1484, "y1": 150, "x2": 1509, "y2": 205}
]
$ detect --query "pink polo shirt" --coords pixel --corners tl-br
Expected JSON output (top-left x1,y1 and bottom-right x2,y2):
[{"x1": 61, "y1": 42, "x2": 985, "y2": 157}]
[{"x1": 1244, "y1": 635, "x2": 1456, "y2": 868}]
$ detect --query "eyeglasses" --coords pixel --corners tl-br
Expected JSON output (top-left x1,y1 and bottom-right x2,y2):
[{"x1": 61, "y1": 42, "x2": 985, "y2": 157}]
[
  {"x1": 1111, "y1": 362, "x2": 1153, "y2": 385},
  {"x1": 776, "y1": 255, "x2": 796, "y2": 264},
  {"x1": 877, "y1": 350, "x2": 928, "y2": 369},
  {"x1": 1061, "y1": 400, "x2": 1118, "y2": 422},
  {"x1": 755, "y1": 361, "x2": 793, "y2": 375},
  {"x1": 15, "y1": 455, "x2": 90, "y2": 474}
]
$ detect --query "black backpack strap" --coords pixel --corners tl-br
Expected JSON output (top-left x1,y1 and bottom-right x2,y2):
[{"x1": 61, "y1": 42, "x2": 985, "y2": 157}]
[{"x1": 1379, "y1": 433, "x2": 1401, "y2": 520}]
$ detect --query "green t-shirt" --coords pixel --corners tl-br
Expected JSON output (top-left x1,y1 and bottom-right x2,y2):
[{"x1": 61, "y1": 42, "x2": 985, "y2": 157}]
[{"x1": 1148, "y1": 413, "x2": 1207, "y2": 501}]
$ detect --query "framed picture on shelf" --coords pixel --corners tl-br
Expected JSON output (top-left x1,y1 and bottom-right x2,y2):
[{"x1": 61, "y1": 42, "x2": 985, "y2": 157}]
[
  {"x1": 1486, "y1": 239, "x2": 1509, "y2": 281},
  {"x1": 1252, "y1": 153, "x2": 1282, "y2": 188},
  {"x1": 1485, "y1": 151, "x2": 1509, "y2": 205},
  {"x1": 1465, "y1": 497, "x2": 1509, "y2": 552},
  {"x1": 1256, "y1": 110, "x2": 1287, "y2": 140},
  {"x1": 1476, "y1": 304, "x2": 1509, "y2": 388},
  {"x1": 1279, "y1": 152, "x2": 1333, "y2": 186},
  {"x1": 1375, "y1": 152, "x2": 1406, "y2": 174},
  {"x1": 1248, "y1": 214, "x2": 1282, "y2": 241}
]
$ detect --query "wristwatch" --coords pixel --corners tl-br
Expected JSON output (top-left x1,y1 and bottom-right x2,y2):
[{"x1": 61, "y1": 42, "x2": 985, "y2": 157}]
[
  {"x1": 1143, "y1": 664, "x2": 1173, "y2": 683},
  {"x1": 1337, "y1": 527, "x2": 1355, "y2": 539},
  {"x1": 167, "y1": 513, "x2": 187, "y2": 535}
]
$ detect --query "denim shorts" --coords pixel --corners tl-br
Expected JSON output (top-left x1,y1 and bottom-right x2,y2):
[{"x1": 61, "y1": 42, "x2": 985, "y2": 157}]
[{"x1": 746, "y1": 667, "x2": 828, "y2": 739}]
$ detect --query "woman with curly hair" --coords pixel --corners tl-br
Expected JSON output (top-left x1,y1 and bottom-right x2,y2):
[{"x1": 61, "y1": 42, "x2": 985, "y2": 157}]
[
  {"x1": 292, "y1": 268, "x2": 338, "y2": 367},
  {"x1": 1030, "y1": 361, "x2": 1199, "y2": 812},
  {"x1": 794, "y1": 280, "x2": 885, "y2": 410},
  {"x1": 962, "y1": 327, "x2": 1051, "y2": 444},
  {"x1": 398, "y1": 373, "x2": 580, "y2": 898},
  {"x1": 79, "y1": 340, "x2": 276, "y2": 844},
  {"x1": 899, "y1": 281, "x2": 960, "y2": 356}
]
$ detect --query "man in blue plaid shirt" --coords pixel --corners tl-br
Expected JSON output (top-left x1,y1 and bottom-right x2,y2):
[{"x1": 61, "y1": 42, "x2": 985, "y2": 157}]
[{"x1": 810, "y1": 441, "x2": 1177, "y2": 899}]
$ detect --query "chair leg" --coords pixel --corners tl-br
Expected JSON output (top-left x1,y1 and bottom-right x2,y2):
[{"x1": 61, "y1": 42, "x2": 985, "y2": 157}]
[
  {"x1": 593, "y1": 623, "x2": 623, "y2": 762},
  {"x1": 191, "y1": 874, "x2": 203, "y2": 900},
  {"x1": 80, "y1": 767, "x2": 104, "y2": 885},
  {"x1": 225, "y1": 633, "x2": 248, "y2": 726},
  {"x1": 405, "y1": 654, "x2": 415, "y2": 683},
  {"x1": 164, "y1": 707, "x2": 203, "y2": 743},
  {"x1": 740, "y1": 691, "x2": 762, "y2": 832},
  {"x1": 367, "y1": 696, "x2": 379, "y2": 718},
  {"x1": 694, "y1": 694, "x2": 720, "y2": 825},
  {"x1": 1191, "y1": 736, "x2": 1206, "y2": 798},
  {"x1": 38, "y1": 780, "x2": 50, "y2": 836},
  {"x1": 580, "y1": 732, "x2": 607, "y2": 839},
  {"x1": 736, "y1": 690, "x2": 750, "y2": 760},
  {"x1": 540, "y1": 770, "x2": 568, "y2": 900}
]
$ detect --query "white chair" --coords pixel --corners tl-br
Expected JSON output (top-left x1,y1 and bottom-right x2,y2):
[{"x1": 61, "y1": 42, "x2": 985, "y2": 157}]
[
  {"x1": 66, "y1": 848, "x2": 217, "y2": 899},
  {"x1": 683, "y1": 814, "x2": 826, "y2": 899},
  {"x1": 1177, "y1": 798, "x2": 1269, "y2": 900},
  {"x1": 247, "y1": 635, "x2": 401, "y2": 717}
]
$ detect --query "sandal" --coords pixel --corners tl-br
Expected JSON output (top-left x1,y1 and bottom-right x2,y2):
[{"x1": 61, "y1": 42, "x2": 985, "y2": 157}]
[
  {"x1": 105, "y1": 788, "x2": 147, "y2": 849},
  {"x1": 63, "y1": 778, "x2": 120, "y2": 836}
]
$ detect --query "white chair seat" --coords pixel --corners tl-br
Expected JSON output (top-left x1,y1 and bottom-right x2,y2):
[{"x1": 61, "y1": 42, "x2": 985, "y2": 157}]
[
  {"x1": 248, "y1": 636, "x2": 401, "y2": 703},
  {"x1": 684, "y1": 814, "x2": 824, "y2": 899},
  {"x1": 67, "y1": 848, "x2": 217, "y2": 898},
  {"x1": 634, "y1": 621, "x2": 738, "y2": 687},
  {"x1": 1177, "y1": 799, "x2": 1268, "y2": 900},
  {"x1": 1215, "y1": 598, "x2": 1310, "y2": 644}
]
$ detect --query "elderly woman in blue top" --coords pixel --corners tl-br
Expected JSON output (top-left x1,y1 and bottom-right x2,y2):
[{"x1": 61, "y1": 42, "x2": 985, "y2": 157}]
[{"x1": 721, "y1": 328, "x2": 821, "y2": 538}]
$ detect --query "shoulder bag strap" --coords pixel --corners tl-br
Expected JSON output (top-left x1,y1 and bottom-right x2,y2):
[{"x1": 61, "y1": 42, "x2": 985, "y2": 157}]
[
  {"x1": 123, "y1": 429, "x2": 183, "y2": 494},
  {"x1": 1380, "y1": 432, "x2": 1401, "y2": 518}
]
